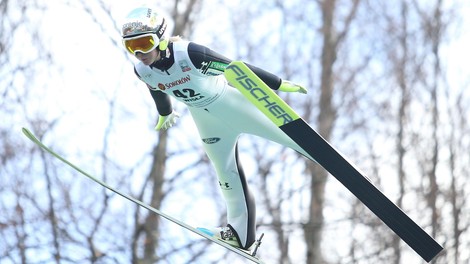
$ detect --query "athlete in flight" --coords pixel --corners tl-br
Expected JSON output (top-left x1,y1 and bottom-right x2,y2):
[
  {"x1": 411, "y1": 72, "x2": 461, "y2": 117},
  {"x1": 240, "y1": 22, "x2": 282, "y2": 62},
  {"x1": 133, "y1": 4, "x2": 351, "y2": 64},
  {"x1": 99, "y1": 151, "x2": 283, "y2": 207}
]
[{"x1": 121, "y1": 7, "x2": 311, "y2": 250}]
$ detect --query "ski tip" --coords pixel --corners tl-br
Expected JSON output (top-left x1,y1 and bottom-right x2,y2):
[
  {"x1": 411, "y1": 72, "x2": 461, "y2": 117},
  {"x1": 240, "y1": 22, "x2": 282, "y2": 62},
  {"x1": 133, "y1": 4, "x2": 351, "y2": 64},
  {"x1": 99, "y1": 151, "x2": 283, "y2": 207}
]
[
  {"x1": 22, "y1": 127, "x2": 33, "y2": 138},
  {"x1": 22, "y1": 127, "x2": 37, "y2": 142}
]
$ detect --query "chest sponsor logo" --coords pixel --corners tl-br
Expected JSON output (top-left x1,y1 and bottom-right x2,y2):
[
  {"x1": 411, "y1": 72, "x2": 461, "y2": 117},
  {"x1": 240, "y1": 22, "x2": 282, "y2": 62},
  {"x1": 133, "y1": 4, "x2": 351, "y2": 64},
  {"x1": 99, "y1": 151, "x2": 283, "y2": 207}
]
[
  {"x1": 157, "y1": 75, "x2": 191, "y2": 90},
  {"x1": 158, "y1": 83, "x2": 165, "y2": 90}
]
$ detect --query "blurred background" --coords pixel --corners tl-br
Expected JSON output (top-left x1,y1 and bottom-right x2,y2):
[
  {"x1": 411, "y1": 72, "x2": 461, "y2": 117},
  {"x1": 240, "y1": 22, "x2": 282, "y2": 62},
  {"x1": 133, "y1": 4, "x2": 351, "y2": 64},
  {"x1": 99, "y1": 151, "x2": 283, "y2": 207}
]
[{"x1": 1, "y1": 0, "x2": 469, "y2": 263}]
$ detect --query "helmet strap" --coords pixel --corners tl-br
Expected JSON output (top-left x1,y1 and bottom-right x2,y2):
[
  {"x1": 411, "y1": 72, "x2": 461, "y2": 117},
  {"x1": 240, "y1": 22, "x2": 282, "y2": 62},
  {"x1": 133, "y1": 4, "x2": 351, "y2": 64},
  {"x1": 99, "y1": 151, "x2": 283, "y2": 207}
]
[{"x1": 158, "y1": 49, "x2": 168, "y2": 61}]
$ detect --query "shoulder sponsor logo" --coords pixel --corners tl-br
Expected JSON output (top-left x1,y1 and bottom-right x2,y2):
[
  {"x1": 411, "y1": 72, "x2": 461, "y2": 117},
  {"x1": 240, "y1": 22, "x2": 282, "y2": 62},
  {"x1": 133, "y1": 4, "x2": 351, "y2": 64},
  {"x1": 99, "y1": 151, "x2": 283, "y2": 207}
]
[
  {"x1": 202, "y1": 137, "x2": 220, "y2": 144},
  {"x1": 200, "y1": 61, "x2": 228, "y2": 76},
  {"x1": 209, "y1": 61, "x2": 228, "y2": 71}
]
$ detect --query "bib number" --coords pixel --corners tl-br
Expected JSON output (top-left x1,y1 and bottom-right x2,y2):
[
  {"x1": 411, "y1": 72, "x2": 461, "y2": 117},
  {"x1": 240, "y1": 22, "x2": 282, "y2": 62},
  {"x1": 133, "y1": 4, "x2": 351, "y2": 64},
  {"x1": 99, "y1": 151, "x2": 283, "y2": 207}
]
[{"x1": 173, "y1": 88, "x2": 201, "y2": 99}]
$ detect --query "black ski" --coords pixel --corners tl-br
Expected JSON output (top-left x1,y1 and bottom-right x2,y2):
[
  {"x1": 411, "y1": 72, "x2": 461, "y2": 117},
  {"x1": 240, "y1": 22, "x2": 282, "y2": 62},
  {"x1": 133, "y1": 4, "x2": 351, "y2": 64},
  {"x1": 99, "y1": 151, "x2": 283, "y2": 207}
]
[{"x1": 224, "y1": 61, "x2": 443, "y2": 262}]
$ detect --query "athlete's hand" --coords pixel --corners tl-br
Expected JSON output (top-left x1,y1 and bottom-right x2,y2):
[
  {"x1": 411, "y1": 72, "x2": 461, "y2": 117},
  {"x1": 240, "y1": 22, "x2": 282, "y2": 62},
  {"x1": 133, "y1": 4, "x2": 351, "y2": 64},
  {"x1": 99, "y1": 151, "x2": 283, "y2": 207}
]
[
  {"x1": 155, "y1": 111, "x2": 180, "y2": 131},
  {"x1": 278, "y1": 80, "x2": 307, "y2": 94}
]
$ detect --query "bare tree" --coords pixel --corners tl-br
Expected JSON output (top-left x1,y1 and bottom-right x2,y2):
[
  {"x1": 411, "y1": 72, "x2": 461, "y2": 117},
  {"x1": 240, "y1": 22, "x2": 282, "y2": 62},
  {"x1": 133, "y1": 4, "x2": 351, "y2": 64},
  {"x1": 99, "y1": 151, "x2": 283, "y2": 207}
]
[
  {"x1": 362, "y1": 0, "x2": 463, "y2": 263},
  {"x1": 301, "y1": 1, "x2": 361, "y2": 263},
  {"x1": 413, "y1": 0, "x2": 446, "y2": 241},
  {"x1": 2, "y1": 0, "x2": 469, "y2": 263},
  {"x1": 388, "y1": 1, "x2": 415, "y2": 262}
]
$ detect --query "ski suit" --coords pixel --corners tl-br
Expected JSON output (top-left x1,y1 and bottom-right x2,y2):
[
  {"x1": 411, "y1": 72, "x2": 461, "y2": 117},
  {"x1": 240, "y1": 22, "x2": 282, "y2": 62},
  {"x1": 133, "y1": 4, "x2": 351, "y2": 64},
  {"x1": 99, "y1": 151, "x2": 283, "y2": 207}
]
[{"x1": 134, "y1": 40, "x2": 311, "y2": 249}]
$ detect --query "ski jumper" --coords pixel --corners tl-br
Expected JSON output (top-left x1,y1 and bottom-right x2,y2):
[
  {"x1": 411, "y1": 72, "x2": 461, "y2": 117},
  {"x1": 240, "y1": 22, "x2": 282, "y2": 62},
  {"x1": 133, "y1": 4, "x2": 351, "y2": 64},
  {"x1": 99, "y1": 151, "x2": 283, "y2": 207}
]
[{"x1": 134, "y1": 40, "x2": 312, "y2": 249}]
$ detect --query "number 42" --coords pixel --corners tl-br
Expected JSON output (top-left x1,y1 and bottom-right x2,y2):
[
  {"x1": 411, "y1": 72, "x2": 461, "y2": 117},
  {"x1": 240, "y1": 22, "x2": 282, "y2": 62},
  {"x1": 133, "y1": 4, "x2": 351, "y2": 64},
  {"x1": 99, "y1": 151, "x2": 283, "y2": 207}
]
[{"x1": 173, "y1": 88, "x2": 201, "y2": 99}]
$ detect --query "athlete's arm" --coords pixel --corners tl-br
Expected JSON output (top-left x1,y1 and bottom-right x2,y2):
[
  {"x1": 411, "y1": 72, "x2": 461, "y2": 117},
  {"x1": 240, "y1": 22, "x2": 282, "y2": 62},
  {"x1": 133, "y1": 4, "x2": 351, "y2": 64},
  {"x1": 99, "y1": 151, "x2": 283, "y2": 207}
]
[
  {"x1": 187, "y1": 42, "x2": 282, "y2": 90},
  {"x1": 148, "y1": 88, "x2": 173, "y2": 116}
]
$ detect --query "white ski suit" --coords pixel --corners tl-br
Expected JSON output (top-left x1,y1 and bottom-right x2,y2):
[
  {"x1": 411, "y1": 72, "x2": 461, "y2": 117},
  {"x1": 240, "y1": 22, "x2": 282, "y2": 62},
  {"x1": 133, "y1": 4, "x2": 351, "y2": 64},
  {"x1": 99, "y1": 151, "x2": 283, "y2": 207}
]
[{"x1": 134, "y1": 40, "x2": 311, "y2": 249}]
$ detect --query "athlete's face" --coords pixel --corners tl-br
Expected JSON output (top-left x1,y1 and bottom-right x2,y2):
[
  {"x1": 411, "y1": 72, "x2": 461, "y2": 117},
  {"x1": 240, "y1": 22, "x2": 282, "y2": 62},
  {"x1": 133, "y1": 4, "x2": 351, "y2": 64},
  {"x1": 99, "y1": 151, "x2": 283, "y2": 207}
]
[{"x1": 135, "y1": 49, "x2": 160, "y2": 65}]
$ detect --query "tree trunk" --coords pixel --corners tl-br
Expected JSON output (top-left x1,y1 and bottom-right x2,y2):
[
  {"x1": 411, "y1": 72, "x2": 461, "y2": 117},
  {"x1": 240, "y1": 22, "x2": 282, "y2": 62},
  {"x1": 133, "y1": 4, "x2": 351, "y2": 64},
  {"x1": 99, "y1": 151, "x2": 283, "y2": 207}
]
[{"x1": 305, "y1": 1, "x2": 338, "y2": 263}]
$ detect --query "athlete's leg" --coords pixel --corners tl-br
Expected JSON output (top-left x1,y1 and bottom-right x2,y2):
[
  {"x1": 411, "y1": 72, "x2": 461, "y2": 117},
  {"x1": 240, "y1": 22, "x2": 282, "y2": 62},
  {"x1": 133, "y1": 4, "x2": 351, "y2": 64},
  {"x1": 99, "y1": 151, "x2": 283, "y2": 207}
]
[
  {"x1": 188, "y1": 107, "x2": 256, "y2": 249},
  {"x1": 209, "y1": 87, "x2": 316, "y2": 162}
]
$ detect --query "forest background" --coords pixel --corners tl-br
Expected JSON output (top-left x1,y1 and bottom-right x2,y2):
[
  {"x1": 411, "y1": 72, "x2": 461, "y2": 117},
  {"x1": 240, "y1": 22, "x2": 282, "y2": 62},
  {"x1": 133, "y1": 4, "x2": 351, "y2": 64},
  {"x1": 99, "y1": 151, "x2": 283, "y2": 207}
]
[{"x1": 1, "y1": 0, "x2": 469, "y2": 263}]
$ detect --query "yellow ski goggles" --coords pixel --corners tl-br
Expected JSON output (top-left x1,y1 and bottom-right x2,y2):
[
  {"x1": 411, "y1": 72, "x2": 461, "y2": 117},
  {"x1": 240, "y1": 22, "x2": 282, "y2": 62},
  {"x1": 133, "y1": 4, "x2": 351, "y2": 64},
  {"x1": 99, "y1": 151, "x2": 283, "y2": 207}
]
[{"x1": 123, "y1": 33, "x2": 159, "y2": 54}]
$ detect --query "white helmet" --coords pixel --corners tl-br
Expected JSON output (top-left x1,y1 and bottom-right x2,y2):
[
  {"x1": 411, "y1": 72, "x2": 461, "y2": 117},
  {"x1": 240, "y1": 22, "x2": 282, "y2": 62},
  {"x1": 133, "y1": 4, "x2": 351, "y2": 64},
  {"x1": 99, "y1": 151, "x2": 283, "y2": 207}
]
[{"x1": 121, "y1": 7, "x2": 168, "y2": 54}]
